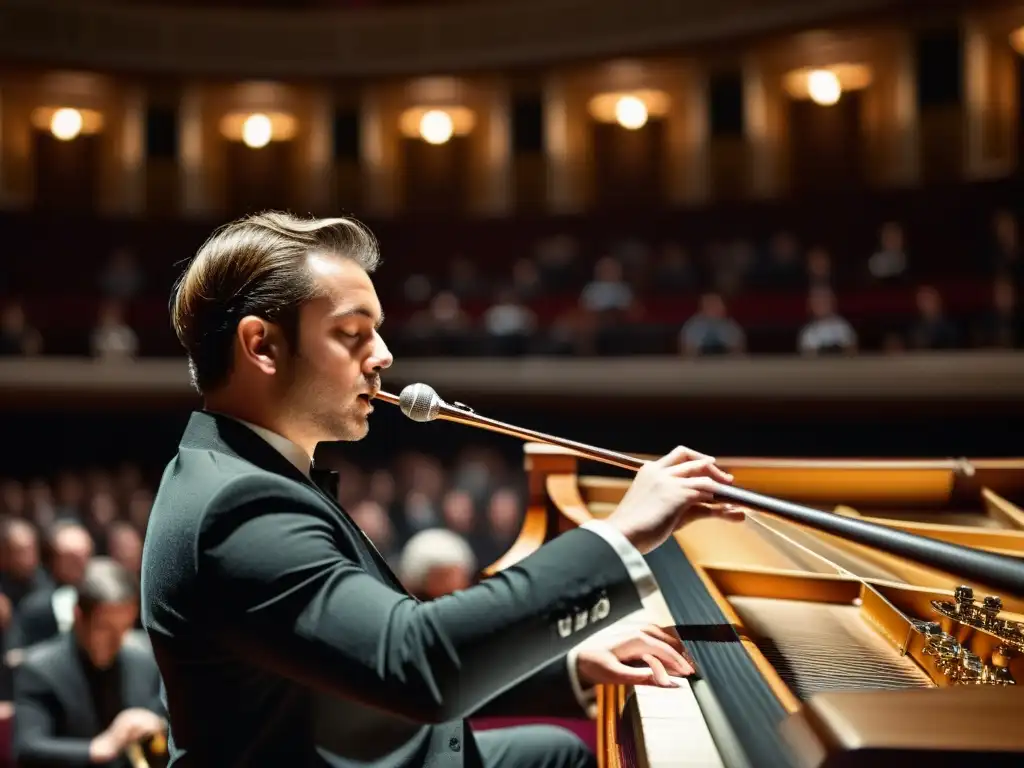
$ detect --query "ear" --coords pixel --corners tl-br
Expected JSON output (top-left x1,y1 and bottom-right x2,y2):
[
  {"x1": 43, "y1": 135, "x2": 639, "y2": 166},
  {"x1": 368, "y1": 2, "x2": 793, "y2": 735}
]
[{"x1": 237, "y1": 316, "x2": 280, "y2": 376}]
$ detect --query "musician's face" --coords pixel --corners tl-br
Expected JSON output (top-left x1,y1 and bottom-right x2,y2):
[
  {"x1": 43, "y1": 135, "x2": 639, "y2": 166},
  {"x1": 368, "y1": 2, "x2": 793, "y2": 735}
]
[
  {"x1": 281, "y1": 254, "x2": 391, "y2": 443},
  {"x1": 75, "y1": 601, "x2": 138, "y2": 670}
]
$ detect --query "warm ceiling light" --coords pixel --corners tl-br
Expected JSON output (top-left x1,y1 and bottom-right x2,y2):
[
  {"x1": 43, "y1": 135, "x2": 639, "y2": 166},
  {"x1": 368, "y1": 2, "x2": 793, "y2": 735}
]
[
  {"x1": 587, "y1": 89, "x2": 670, "y2": 125},
  {"x1": 241, "y1": 113, "x2": 273, "y2": 149},
  {"x1": 419, "y1": 110, "x2": 454, "y2": 145},
  {"x1": 1011, "y1": 27, "x2": 1024, "y2": 55},
  {"x1": 50, "y1": 108, "x2": 83, "y2": 141},
  {"x1": 783, "y1": 63, "x2": 871, "y2": 104},
  {"x1": 614, "y1": 95, "x2": 649, "y2": 130},
  {"x1": 807, "y1": 70, "x2": 842, "y2": 106}
]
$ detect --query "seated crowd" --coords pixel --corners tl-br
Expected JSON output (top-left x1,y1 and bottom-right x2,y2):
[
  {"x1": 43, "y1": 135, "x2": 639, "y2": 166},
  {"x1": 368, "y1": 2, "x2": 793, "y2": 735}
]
[
  {"x1": 0, "y1": 446, "x2": 522, "y2": 765},
  {"x1": 1, "y1": 208, "x2": 1021, "y2": 361}
]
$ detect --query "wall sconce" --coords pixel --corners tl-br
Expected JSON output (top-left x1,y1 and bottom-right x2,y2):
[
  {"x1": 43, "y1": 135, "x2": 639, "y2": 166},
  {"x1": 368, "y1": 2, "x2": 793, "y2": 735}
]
[
  {"x1": 219, "y1": 111, "x2": 298, "y2": 149},
  {"x1": 783, "y1": 63, "x2": 873, "y2": 106},
  {"x1": 1010, "y1": 27, "x2": 1024, "y2": 55},
  {"x1": 399, "y1": 106, "x2": 475, "y2": 145},
  {"x1": 30, "y1": 106, "x2": 104, "y2": 140},
  {"x1": 587, "y1": 89, "x2": 670, "y2": 130},
  {"x1": 401, "y1": 105, "x2": 477, "y2": 145}
]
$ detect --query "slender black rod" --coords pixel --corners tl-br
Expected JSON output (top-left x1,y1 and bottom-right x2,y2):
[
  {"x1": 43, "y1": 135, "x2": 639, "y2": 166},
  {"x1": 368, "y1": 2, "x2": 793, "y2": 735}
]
[{"x1": 376, "y1": 390, "x2": 1024, "y2": 597}]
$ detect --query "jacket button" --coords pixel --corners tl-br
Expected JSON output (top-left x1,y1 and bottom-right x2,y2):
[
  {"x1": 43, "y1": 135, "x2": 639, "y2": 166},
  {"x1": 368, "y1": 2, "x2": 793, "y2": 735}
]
[{"x1": 449, "y1": 737, "x2": 460, "y2": 751}]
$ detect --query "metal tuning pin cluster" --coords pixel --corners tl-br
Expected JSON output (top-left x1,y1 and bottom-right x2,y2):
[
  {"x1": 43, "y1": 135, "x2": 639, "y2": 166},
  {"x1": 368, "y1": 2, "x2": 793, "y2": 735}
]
[
  {"x1": 905, "y1": 585, "x2": 1024, "y2": 686},
  {"x1": 930, "y1": 586, "x2": 1024, "y2": 653},
  {"x1": 913, "y1": 620, "x2": 1015, "y2": 686}
]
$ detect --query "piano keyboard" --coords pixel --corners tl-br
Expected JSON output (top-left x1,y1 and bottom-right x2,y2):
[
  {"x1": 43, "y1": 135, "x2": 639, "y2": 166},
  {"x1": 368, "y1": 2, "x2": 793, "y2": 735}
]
[{"x1": 621, "y1": 589, "x2": 727, "y2": 768}]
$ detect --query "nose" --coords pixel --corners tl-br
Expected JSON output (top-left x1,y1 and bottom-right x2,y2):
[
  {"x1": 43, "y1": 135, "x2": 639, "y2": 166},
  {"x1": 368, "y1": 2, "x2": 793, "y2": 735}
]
[{"x1": 366, "y1": 332, "x2": 393, "y2": 373}]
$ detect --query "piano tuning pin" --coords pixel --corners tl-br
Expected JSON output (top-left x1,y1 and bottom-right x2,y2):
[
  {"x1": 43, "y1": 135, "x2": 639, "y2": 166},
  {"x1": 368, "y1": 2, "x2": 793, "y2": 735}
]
[
  {"x1": 954, "y1": 586, "x2": 975, "y2": 615},
  {"x1": 982, "y1": 596, "x2": 1003, "y2": 628}
]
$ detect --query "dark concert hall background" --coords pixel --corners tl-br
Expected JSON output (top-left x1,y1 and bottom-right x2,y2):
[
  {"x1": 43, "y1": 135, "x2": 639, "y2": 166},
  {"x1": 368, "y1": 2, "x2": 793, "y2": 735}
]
[{"x1": 0, "y1": 0, "x2": 1023, "y2": 763}]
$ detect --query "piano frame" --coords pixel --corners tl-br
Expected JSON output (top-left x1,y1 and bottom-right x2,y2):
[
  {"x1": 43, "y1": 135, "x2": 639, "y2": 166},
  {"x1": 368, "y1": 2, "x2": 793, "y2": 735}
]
[{"x1": 487, "y1": 445, "x2": 1024, "y2": 768}]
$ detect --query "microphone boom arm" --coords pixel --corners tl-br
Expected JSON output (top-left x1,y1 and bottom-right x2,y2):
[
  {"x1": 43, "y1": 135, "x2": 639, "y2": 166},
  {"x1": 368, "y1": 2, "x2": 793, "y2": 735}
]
[{"x1": 375, "y1": 387, "x2": 1024, "y2": 597}]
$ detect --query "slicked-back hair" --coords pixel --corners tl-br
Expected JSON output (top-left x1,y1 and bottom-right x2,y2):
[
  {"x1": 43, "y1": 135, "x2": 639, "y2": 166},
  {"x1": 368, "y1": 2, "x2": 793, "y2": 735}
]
[
  {"x1": 76, "y1": 557, "x2": 138, "y2": 616},
  {"x1": 170, "y1": 211, "x2": 380, "y2": 394}
]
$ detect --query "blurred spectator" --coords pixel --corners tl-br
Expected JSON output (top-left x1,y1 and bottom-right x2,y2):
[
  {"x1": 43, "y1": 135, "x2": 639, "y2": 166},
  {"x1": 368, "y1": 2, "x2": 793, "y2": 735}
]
[
  {"x1": 0, "y1": 302, "x2": 43, "y2": 357},
  {"x1": 90, "y1": 302, "x2": 139, "y2": 360},
  {"x1": 579, "y1": 257, "x2": 632, "y2": 313},
  {"x1": 974, "y1": 277, "x2": 1022, "y2": 349},
  {"x1": 651, "y1": 244, "x2": 696, "y2": 294},
  {"x1": 798, "y1": 288, "x2": 857, "y2": 356},
  {"x1": 448, "y1": 256, "x2": 486, "y2": 300},
  {"x1": 483, "y1": 288, "x2": 536, "y2": 340},
  {"x1": 757, "y1": 231, "x2": 804, "y2": 290},
  {"x1": 990, "y1": 209, "x2": 1021, "y2": 283},
  {"x1": 106, "y1": 523, "x2": 143, "y2": 581},
  {"x1": 98, "y1": 248, "x2": 144, "y2": 301},
  {"x1": 349, "y1": 500, "x2": 397, "y2": 563},
  {"x1": 12, "y1": 558, "x2": 165, "y2": 768},
  {"x1": 908, "y1": 286, "x2": 960, "y2": 350},
  {"x1": 7, "y1": 522, "x2": 94, "y2": 654},
  {"x1": 398, "y1": 528, "x2": 476, "y2": 600},
  {"x1": 0, "y1": 520, "x2": 49, "y2": 611},
  {"x1": 868, "y1": 222, "x2": 909, "y2": 282},
  {"x1": 806, "y1": 247, "x2": 834, "y2": 291},
  {"x1": 679, "y1": 293, "x2": 745, "y2": 356},
  {"x1": 510, "y1": 258, "x2": 544, "y2": 301}
]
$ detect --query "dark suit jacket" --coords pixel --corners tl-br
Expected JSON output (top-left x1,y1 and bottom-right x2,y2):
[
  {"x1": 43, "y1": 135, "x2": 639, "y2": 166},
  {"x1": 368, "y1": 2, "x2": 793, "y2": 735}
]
[
  {"x1": 12, "y1": 631, "x2": 164, "y2": 768},
  {"x1": 140, "y1": 411, "x2": 643, "y2": 768},
  {"x1": 6, "y1": 588, "x2": 63, "y2": 653}
]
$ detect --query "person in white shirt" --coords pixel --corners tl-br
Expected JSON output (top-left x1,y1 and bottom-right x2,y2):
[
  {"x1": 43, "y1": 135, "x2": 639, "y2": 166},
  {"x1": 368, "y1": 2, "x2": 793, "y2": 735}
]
[{"x1": 798, "y1": 288, "x2": 857, "y2": 355}]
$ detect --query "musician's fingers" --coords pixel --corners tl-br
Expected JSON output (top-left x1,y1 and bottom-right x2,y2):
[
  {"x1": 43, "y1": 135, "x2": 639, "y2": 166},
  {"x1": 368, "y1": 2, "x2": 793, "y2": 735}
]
[
  {"x1": 654, "y1": 445, "x2": 712, "y2": 468},
  {"x1": 634, "y1": 634, "x2": 692, "y2": 676},
  {"x1": 642, "y1": 654, "x2": 676, "y2": 687},
  {"x1": 669, "y1": 457, "x2": 733, "y2": 484},
  {"x1": 644, "y1": 625, "x2": 685, "y2": 654}
]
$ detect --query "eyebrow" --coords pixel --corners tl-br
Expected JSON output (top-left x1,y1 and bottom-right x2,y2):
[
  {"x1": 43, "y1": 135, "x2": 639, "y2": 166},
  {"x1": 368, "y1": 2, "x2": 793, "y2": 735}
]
[{"x1": 332, "y1": 307, "x2": 385, "y2": 329}]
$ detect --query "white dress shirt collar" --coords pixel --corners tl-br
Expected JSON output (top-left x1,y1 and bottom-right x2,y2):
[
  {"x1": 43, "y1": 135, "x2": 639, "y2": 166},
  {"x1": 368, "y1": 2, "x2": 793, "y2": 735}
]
[{"x1": 231, "y1": 417, "x2": 313, "y2": 478}]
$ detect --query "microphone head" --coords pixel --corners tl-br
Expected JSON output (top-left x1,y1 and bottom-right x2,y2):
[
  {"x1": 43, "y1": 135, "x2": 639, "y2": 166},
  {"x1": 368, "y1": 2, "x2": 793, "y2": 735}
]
[{"x1": 399, "y1": 383, "x2": 442, "y2": 422}]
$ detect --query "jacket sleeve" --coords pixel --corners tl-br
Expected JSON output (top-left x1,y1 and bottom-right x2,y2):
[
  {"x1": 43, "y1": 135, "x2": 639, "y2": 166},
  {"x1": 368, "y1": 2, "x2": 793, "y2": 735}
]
[
  {"x1": 468, "y1": 656, "x2": 585, "y2": 720},
  {"x1": 12, "y1": 662, "x2": 93, "y2": 768},
  {"x1": 198, "y1": 475, "x2": 647, "y2": 725}
]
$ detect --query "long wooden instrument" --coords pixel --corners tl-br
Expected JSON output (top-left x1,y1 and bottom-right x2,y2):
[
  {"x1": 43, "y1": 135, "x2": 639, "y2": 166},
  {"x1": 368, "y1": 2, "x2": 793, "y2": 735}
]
[{"x1": 376, "y1": 384, "x2": 1024, "y2": 596}]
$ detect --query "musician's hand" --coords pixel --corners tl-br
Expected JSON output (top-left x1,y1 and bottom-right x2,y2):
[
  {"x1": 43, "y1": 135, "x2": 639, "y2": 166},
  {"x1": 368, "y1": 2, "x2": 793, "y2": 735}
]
[
  {"x1": 575, "y1": 624, "x2": 693, "y2": 688},
  {"x1": 607, "y1": 445, "x2": 744, "y2": 554},
  {"x1": 91, "y1": 708, "x2": 165, "y2": 762}
]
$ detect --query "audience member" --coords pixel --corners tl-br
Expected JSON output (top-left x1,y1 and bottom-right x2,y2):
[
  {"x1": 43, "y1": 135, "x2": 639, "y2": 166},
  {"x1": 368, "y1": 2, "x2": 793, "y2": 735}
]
[
  {"x1": 398, "y1": 528, "x2": 477, "y2": 600},
  {"x1": 868, "y1": 222, "x2": 909, "y2": 283},
  {"x1": 7, "y1": 523, "x2": 93, "y2": 656},
  {"x1": 679, "y1": 293, "x2": 745, "y2": 356},
  {"x1": 12, "y1": 558, "x2": 164, "y2": 767},
  {"x1": 908, "y1": 286, "x2": 960, "y2": 350},
  {"x1": 798, "y1": 288, "x2": 857, "y2": 355},
  {"x1": 0, "y1": 303, "x2": 42, "y2": 357}
]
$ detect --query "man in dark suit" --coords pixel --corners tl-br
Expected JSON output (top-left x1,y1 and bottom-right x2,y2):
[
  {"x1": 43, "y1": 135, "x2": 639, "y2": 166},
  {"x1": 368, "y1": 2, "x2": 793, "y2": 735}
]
[
  {"x1": 142, "y1": 212, "x2": 742, "y2": 768},
  {"x1": 13, "y1": 557, "x2": 165, "y2": 767},
  {"x1": 6, "y1": 521, "x2": 94, "y2": 658}
]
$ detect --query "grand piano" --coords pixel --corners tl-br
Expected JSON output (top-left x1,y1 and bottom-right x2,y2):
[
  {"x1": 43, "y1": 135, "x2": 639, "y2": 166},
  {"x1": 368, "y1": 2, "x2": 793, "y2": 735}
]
[{"x1": 488, "y1": 445, "x2": 1024, "y2": 768}]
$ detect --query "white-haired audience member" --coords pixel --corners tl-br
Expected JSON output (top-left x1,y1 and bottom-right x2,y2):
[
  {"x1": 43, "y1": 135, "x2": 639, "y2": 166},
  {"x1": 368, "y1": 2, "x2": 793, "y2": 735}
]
[{"x1": 398, "y1": 528, "x2": 477, "y2": 600}]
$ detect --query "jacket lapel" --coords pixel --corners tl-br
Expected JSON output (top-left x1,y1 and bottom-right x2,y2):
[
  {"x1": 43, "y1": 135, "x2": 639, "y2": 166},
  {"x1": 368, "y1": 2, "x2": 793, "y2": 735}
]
[{"x1": 62, "y1": 636, "x2": 101, "y2": 737}]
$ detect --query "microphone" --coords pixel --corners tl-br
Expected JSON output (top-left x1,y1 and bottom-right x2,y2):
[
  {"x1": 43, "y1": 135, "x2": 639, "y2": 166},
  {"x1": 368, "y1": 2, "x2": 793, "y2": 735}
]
[
  {"x1": 380, "y1": 383, "x2": 1024, "y2": 597},
  {"x1": 398, "y1": 382, "x2": 443, "y2": 422}
]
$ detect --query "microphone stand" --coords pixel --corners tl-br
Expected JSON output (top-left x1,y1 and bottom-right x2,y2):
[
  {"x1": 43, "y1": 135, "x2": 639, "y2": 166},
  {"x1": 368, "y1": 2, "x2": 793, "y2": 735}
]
[{"x1": 375, "y1": 389, "x2": 1024, "y2": 597}]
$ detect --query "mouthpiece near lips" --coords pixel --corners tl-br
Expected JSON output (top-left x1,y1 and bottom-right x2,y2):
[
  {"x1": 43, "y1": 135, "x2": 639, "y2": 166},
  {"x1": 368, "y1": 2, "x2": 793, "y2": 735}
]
[{"x1": 399, "y1": 383, "x2": 442, "y2": 422}]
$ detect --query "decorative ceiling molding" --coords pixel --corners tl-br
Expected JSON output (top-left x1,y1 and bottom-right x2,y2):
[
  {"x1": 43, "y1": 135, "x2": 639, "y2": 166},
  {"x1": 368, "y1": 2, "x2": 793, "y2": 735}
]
[{"x1": 0, "y1": 0, "x2": 914, "y2": 78}]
